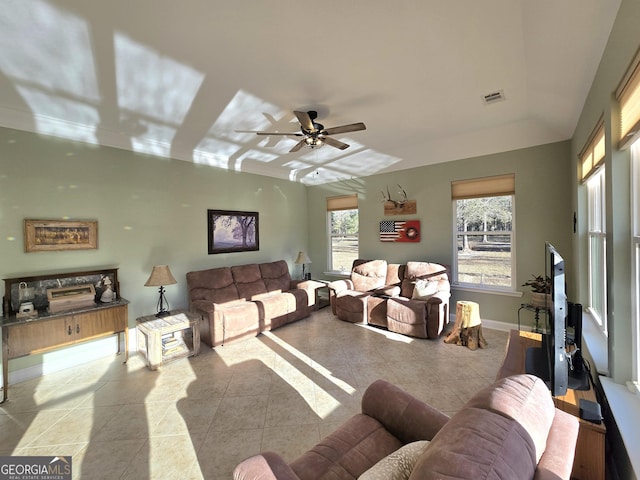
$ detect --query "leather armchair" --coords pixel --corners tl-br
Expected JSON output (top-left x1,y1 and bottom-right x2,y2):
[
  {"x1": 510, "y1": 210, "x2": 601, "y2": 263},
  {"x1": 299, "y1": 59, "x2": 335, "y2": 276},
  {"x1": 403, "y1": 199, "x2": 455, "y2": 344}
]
[
  {"x1": 386, "y1": 262, "x2": 450, "y2": 338},
  {"x1": 328, "y1": 259, "x2": 388, "y2": 323}
]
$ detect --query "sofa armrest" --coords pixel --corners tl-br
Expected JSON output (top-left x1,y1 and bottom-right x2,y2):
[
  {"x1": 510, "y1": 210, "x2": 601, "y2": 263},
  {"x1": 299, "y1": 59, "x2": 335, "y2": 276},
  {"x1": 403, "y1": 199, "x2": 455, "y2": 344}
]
[
  {"x1": 372, "y1": 285, "x2": 401, "y2": 297},
  {"x1": 233, "y1": 452, "x2": 300, "y2": 480},
  {"x1": 533, "y1": 409, "x2": 579, "y2": 480},
  {"x1": 293, "y1": 280, "x2": 327, "y2": 307},
  {"x1": 425, "y1": 291, "x2": 449, "y2": 304},
  {"x1": 328, "y1": 279, "x2": 354, "y2": 295},
  {"x1": 191, "y1": 299, "x2": 215, "y2": 314},
  {"x1": 361, "y1": 379, "x2": 450, "y2": 444}
]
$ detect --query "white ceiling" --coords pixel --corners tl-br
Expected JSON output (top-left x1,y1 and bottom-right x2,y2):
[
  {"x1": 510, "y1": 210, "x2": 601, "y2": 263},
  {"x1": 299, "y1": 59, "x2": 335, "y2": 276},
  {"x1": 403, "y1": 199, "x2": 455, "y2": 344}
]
[{"x1": 0, "y1": 0, "x2": 621, "y2": 185}]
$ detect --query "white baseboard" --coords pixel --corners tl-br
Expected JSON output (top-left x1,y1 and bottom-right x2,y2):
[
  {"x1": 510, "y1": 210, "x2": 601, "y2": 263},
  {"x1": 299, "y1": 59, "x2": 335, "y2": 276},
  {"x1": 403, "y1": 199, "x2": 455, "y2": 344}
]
[{"x1": 448, "y1": 313, "x2": 521, "y2": 333}]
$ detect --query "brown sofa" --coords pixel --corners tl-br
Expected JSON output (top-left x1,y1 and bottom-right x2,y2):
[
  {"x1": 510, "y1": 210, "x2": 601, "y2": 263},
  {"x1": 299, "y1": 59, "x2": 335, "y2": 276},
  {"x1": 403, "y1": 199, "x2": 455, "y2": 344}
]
[
  {"x1": 187, "y1": 260, "x2": 320, "y2": 347},
  {"x1": 328, "y1": 259, "x2": 450, "y2": 338},
  {"x1": 233, "y1": 374, "x2": 579, "y2": 480}
]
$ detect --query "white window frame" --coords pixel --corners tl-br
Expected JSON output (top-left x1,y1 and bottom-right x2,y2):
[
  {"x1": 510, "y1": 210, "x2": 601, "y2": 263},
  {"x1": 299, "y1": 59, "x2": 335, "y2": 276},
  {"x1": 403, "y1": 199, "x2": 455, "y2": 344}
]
[
  {"x1": 631, "y1": 141, "x2": 640, "y2": 386},
  {"x1": 326, "y1": 195, "x2": 359, "y2": 275},
  {"x1": 586, "y1": 169, "x2": 608, "y2": 335},
  {"x1": 451, "y1": 193, "x2": 516, "y2": 292}
]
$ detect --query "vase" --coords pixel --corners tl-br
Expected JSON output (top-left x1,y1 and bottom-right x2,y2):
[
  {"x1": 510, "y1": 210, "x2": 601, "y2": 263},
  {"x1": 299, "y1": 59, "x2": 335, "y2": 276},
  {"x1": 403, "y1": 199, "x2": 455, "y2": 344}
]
[{"x1": 530, "y1": 292, "x2": 550, "y2": 309}]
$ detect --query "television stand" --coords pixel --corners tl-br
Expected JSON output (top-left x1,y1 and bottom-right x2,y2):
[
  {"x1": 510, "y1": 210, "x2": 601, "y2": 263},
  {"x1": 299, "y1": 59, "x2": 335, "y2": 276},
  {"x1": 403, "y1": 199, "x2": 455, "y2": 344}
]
[
  {"x1": 568, "y1": 367, "x2": 591, "y2": 391},
  {"x1": 524, "y1": 333, "x2": 591, "y2": 394},
  {"x1": 497, "y1": 330, "x2": 605, "y2": 480}
]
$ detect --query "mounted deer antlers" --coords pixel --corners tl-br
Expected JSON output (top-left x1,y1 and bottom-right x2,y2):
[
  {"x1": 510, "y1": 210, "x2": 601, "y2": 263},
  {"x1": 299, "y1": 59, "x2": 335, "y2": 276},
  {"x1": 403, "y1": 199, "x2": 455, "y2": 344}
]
[{"x1": 381, "y1": 184, "x2": 408, "y2": 208}]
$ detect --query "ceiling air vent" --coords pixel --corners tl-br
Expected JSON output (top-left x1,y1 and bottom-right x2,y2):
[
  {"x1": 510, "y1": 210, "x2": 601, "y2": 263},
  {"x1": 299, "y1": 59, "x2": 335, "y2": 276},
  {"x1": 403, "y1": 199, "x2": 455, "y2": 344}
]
[{"x1": 482, "y1": 90, "x2": 506, "y2": 105}]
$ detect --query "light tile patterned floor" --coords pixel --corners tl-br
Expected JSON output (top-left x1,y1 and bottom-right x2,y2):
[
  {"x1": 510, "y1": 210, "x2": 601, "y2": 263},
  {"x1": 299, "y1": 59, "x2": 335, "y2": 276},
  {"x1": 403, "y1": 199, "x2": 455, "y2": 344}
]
[{"x1": 0, "y1": 308, "x2": 508, "y2": 479}]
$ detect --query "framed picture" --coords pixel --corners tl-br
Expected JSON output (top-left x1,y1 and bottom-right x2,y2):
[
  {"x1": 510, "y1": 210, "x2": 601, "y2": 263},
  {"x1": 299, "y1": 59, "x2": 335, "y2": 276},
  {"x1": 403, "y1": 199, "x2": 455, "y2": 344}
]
[
  {"x1": 24, "y1": 219, "x2": 98, "y2": 252},
  {"x1": 207, "y1": 210, "x2": 259, "y2": 254}
]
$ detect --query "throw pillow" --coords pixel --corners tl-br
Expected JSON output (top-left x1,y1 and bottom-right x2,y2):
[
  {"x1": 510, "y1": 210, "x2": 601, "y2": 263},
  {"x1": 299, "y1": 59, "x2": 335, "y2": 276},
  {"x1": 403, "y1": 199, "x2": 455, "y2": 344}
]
[
  {"x1": 411, "y1": 280, "x2": 439, "y2": 300},
  {"x1": 358, "y1": 441, "x2": 430, "y2": 480}
]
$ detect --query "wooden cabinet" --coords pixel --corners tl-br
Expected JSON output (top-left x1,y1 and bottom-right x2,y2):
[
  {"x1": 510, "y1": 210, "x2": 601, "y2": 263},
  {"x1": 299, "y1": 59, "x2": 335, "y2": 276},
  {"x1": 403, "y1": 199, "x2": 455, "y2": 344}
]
[
  {"x1": 1, "y1": 301, "x2": 129, "y2": 403},
  {"x1": 497, "y1": 330, "x2": 605, "y2": 480}
]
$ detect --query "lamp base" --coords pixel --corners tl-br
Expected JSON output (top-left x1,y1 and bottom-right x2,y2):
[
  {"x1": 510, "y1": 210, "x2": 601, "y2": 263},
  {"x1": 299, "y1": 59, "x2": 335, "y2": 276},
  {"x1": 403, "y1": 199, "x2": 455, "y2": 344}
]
[{"x1": 155, "y1": 286, "x2": 171, "y2": 318}]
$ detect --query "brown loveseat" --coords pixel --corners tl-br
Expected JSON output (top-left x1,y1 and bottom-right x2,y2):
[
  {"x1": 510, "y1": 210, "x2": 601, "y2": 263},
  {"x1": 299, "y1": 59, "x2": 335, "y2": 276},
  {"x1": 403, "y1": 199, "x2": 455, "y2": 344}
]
[
  {"x1": 233, "y1": 374, "x2": 579, "y2": 480},
  {"x1": 187, "y1": 260, "x2": 319, "y2": 347},
  {"x1": 328, "y1": 259, "x2": 450, "y2": 338}
]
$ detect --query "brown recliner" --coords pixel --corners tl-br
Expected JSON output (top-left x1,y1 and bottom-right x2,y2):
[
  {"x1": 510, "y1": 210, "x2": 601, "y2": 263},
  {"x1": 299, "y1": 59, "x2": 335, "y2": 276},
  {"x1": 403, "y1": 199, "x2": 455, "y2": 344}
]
[
  {"x1": 386, "y1": 262, "x2": 450, "y2": 338},
  {"x1": 234, "y1": 375, "x2": 579, "y2": 480},
  {"x1": 328, "y1": 259, "x2": 389, "y2": 323}
]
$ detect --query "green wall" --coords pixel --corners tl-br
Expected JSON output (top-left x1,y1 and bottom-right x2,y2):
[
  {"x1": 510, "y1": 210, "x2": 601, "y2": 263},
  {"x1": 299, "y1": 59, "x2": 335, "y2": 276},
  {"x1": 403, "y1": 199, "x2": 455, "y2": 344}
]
[
  {"x1": 307, "y1": 140, "x2": 573, "y2": 325},
  {"x1": 571, "y1": 0, "x2": 640, "y2": 385},
  {"x1": 0, "y1": 127, "x2": 308, "y2": 375}
]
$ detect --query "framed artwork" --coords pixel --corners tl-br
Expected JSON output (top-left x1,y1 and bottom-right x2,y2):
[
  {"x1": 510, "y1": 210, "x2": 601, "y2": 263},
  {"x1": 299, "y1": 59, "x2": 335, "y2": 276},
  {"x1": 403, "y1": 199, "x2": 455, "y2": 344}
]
[
  {"x1": 379, "y1": 219, "x2": 421, "y2": 243},
  {"x1": 24, "y1": 219, "x2": 98, "y2": 252},
  {"x1": 207, "y1": 209, "x2": 259, "y2": 254}
]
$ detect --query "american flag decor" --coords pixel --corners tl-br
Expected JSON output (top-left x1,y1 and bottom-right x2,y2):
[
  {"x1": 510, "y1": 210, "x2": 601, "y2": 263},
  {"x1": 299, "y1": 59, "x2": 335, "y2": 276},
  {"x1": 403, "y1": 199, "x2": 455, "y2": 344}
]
[{"x1": 379, "y1": 220, "x2": 421, "y2": 243}]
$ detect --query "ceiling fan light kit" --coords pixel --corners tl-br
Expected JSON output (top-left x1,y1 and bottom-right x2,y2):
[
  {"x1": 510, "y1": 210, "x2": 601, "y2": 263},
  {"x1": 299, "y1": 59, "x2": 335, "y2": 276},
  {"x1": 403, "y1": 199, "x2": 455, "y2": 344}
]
[{"x1": 256, "y1": 110, "x2": 366, "y2": 153}]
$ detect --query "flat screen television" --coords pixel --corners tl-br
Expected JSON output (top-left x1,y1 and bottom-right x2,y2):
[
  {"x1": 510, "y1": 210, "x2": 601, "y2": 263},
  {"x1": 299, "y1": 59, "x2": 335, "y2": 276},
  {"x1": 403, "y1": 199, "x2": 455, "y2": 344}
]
[{"x1": 525, "y1": 242, "x2": 589, "y2": 396}]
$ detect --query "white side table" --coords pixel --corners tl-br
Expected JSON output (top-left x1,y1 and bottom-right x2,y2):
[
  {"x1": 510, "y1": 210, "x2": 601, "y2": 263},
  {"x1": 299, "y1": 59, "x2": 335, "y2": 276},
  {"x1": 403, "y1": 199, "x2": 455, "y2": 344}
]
[{"x1": 136, "y1": 310, "x2": 200, "y2": 370}]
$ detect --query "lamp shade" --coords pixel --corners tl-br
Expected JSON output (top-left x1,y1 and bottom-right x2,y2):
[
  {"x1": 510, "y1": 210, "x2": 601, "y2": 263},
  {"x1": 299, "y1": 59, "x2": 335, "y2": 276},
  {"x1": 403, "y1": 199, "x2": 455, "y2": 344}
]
[
  {"x1": 144, "y1": 265, "x2": 177, "y2": 287},
  {"x1": 294, "y1": 251, "x2": 311, "y2": 265}
]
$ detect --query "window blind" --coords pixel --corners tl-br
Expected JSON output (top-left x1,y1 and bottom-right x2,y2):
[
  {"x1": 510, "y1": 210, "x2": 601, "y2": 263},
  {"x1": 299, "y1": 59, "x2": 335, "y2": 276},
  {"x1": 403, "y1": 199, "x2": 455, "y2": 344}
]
[
  {"x1": 451, "y1": 173, "x2": 515, "y2": 200},
  {"x1": 326, "y1": 194, "x2": 358, "y2": 211},
  {"x1": 579, "y1": 118, "x2": 605, "y2": 182},
  {"x1": 616, "y1": 46, "x2": 640, "y2": 150}
]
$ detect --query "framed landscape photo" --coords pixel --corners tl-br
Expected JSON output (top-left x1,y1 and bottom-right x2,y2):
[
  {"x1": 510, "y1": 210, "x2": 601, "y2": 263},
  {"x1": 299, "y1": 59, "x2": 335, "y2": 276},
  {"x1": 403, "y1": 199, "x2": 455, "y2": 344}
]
[
  {"x1": 24, "y1": 219, "x2": 98, "y2": 252},
  {"x1": 207, "y1": 210, "x2": 259, "y2": 254}
]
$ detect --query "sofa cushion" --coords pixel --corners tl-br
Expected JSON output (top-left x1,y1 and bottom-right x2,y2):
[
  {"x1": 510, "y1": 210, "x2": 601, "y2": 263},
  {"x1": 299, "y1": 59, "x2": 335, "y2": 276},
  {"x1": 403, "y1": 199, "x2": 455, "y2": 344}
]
[
  {"x1": 290, "y1": 413, "x2": 403, "y2": 480},
  {"x1": 411, "y1": 280, "x2": 439, "y2": 300},
  {"x1": 187, "y1": 266, "x2": 239, "y2": 303},
  {"x1": 386, "y1": 299, "x2": 428, "y2": 338},
  {"x1": 408, "y1": 375, "x2": 555, "y2": 480},
  {"x1": 400, "y1": 262, "x2": 448, "y2": 298},
  {"x1": 260, "y1": 260, "x2": 293, "y2": 292},
  {"x1": 351, "y1": 260, "x2": 388, "y2": 292},
  {"x1": 359, "y1": 441, "x2": 429, "y2": 480},
  {"x1": 232, "y1": 263, "x2": 268, "y2": 299},
  {"x1": 216, "y1": 300, "x2": 260, "y2": 345},
  {"x1": 253, "y1": 291, "x2": 300, "y2": 330}
]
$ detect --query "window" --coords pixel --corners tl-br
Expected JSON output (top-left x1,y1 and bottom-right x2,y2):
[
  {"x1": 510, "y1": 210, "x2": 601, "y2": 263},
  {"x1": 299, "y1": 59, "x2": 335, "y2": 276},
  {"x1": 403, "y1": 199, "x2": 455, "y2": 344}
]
[
  {"x1": 579, "y1": 117, "x2": 607, "y2": 334},
  {"x1": 616, "y1": 46, "x2": 640, "y2": 388},
  {"x1": 327, "y1": 194, "x2": 358, "y2": 274},
  {"x1": 452, "y1": 174, "x2": 515, "y2": 290},
  {"x1": 586, "y1": 169, "x2": 607, "y2": 334}
]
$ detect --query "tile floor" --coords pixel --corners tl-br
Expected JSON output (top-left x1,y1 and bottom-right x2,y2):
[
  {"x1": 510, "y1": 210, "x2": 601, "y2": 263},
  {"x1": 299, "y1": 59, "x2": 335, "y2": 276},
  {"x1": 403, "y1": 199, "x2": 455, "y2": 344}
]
[{"x1": 0, "y1": 308, "x2": 509, "y2": 479}]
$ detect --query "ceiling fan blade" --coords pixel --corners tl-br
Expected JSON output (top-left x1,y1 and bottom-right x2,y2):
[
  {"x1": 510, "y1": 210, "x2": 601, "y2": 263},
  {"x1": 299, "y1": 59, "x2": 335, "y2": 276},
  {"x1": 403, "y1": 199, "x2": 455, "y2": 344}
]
[
  {"x1": 289, "y1": 138, "x2": 307, "y2": 153},
  {"x1": 321, "y1": 136, "x2": 350, "y2": 150},
  {"x1": 294, "y1": 111, "x2": 315, "y2": 132},
  {"x1": 323, "y1": 122, "x2": 366, "y2": 135},
  {"x1": 256, "y1": 132, "x2": 303, "y2": 136}
]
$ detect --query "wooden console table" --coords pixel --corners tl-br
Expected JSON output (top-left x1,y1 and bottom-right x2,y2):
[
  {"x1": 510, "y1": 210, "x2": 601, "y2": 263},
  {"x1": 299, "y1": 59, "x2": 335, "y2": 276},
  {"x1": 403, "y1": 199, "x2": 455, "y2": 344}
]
[
  {"x1": 1, "y1": 299, "x2": 129, "y2": 403},
  {"x1": 2, "y1": 268, "x2": 129, "y2": 404},
  {"x1": 497, "y1": 330, "x2": 605, "y2": 480}
]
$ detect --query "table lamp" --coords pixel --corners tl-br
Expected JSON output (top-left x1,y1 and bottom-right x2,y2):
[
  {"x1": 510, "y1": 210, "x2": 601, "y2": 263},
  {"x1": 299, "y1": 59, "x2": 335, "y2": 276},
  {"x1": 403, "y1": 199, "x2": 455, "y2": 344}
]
[
  {"x1": 294, "y1": 251, "x2": 312, "y2": 280},
  {"x1": 144, "y1": 265, "x2": 177, "y2": 317}
]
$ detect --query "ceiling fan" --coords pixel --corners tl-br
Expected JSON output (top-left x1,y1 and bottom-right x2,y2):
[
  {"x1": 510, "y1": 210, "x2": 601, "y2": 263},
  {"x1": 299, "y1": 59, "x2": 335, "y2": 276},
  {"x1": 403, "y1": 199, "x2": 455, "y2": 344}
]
[{"x1": 256, "y1": 110, "x2": 366, "y2": 152}]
